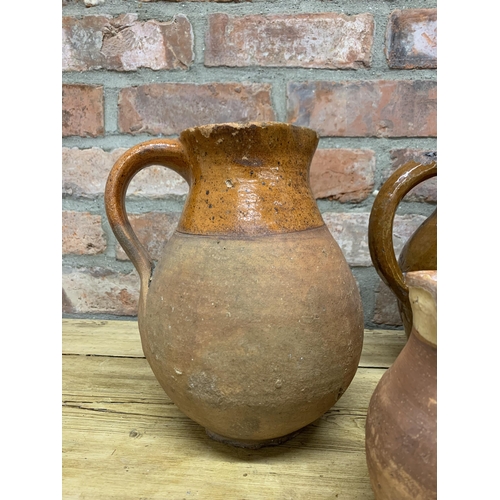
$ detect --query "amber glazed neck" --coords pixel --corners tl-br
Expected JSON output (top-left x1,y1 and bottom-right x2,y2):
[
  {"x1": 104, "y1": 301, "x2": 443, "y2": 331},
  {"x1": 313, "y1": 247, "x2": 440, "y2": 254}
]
[{"x1": 176, "y1": 122, "x2": 325, "y2": 237}]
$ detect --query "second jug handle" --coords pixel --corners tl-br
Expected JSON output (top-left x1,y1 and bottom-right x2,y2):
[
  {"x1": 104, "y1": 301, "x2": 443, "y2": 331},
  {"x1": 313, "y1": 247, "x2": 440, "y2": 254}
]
[
  {"x1": 368, "y1": 160, "x2": 437, "y2": 306},
  {"x1": 104, "y1": 139, "x2": 190, "y2": 292}
]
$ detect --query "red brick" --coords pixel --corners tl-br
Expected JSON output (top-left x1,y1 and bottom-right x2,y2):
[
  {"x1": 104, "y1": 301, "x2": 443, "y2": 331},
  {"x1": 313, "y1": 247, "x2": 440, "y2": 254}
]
[
  {"x1": 322, "y1": 212, "x2": 426, "y2": 266},
  {"x1": 62, "y1": 147, "x2": 189, "y2": 199},
  {"x1": 381, "y1": 149, "x2": 437, "y2": 202},
  {"x1": 386, "y1": 9, "x2": 437, "y2": 69},
  {"x1": 62, "y1": 84, "x2": 104, "y2": 137},
  {"x1": 118, "y1": 83, "x2": 275, "y2": 135},
  {"x1": 141, "y1": 0, "x2": 249, "y2": 2},
  {"x1": 205, "y1": 13, "x2": 373, "y2": 69},
  {"x1": 62, "y1": 211, "x2": 106, "y2": 255},
  {"x1": 62, "y1": 267, "x2": 140, "y2": 316},
  {"x1": 115, "y1": 212, "x2": 181, "y2": 261},
  {"x1": 62, "y1": 14, "x2": 193, "y2": 71},
  {"x1": 62, "y1": 0, "x2": 105, "y2": 5},
  {"x1": 372, "y1": 279, "x2": 403, "y2": 326},
  {"x1": 310, "y1": 149, "x2": 375, "y2": 202},
  {"x1": 287, "y1": 80, "x2": 436, "y2": 137}
]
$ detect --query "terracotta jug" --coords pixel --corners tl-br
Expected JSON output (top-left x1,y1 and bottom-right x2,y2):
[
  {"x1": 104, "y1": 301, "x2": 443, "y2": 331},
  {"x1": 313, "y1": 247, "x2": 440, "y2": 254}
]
[
  {"x1": 104, "y1": 122, "x2": 364, "y2": 448},
  {"x1": 365, "y1": 270, "x2": 437, "y2": 499},
  {"x1": 368, "y1": 160, "x2": 437, "y2": 336}
]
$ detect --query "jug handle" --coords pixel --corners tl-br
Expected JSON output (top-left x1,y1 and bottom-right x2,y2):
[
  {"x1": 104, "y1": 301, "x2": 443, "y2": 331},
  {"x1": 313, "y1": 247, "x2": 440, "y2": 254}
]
[
  {"x1": 104, "y1": 139, "x2": 190, "y2": 291},
  {"x1": 368, "y1": 160, "x2": 437, "y2": 306}
]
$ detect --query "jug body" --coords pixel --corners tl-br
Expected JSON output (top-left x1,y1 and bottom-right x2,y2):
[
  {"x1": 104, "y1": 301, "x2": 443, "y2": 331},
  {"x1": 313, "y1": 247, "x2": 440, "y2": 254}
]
[
  {"x1": 369, "y1": 160, "x2": 437, "y2": 336},
  {"x1": 105, "y1": 122, "x2": 364, "y2": 448},
  {"x1": 365, "y1": 270, "x2": 437, "y2": 499}
]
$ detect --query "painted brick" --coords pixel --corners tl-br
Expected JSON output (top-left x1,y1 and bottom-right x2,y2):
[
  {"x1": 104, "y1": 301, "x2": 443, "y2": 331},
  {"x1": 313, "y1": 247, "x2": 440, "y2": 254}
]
[
  {"x1": 118, "y1": 83, "x2": 275, "y2": 135},
  {"x1": 62, "y1": 266, "x2": 140, "y2": 316},
  {"x1": 62, "y1": 84, "x2": 104, "y2": 137},
  {"x1": 62, "y1": 14, "x2": 193, "y2": 71},
  {"x1": 62, "y1": 211, "x2": 107, "y2": 255},
  {"x1": 381, "y1": 149, "x2": 437, "y2": 202},
  {"x1": 310, "y1": 149, "x2": 375, "y2": 202},
  {"x1": 386, "y1": 9, "x2": 437, "y2": 69},
  {"x1": 287, "y1": 80, "x2": 436, "y2": 137},
  {"x1": 115, "y1": 212, "x2": 182, "y2": 261},
  {"x1": 322, "y1": 212, "x2": 426, "y2": 267},
  {"x1": 205, "y1": 13, "x2": 373, "y2": 69},
  {"x1": 372, "y1": 279, "x2": 403, "y2": 327},
  {"x1": 62, "y1": 147, "x2": 189, "y2": 199}
]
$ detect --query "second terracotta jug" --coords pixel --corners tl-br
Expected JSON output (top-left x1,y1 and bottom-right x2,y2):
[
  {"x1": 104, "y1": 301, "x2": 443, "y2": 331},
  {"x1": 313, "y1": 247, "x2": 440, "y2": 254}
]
[
  {"x1": 105, "y1": 122, "x2": 364, "y2": 448},
  {"x1": 368, "y1": 159, "x2": 437, "y2": 336},
  {"x1": 365, "y1": 270, "x2": 437, "y2": 499}
]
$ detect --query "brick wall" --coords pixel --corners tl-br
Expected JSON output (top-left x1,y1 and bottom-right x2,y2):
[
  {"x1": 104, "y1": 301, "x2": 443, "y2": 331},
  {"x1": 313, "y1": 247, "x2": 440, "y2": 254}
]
[{"x1": 62, "y1": 0, "x2": 437, "y2": 328}]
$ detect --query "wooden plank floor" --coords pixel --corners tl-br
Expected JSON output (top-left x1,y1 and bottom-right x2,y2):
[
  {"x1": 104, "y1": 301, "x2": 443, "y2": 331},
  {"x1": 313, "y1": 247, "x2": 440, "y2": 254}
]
[{"x1": 62, "y1": 319, "x2": 406, "y2": 500}]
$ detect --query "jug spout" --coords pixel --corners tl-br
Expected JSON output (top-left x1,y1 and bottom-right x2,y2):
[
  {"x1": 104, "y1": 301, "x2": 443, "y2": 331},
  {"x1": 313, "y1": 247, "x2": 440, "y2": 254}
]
[{"x1": 176, "y1": 122, "x2": 325, "y2": 237}]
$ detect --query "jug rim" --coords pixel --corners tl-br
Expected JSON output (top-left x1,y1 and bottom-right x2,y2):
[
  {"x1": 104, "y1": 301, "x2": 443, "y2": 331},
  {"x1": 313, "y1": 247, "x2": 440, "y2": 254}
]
[
  {"x1": 404, "y1": 270, "x2": 437, "y2": 302},
  {"x1": 180, "y1": 121, "x2": 319, "y2": 139}
]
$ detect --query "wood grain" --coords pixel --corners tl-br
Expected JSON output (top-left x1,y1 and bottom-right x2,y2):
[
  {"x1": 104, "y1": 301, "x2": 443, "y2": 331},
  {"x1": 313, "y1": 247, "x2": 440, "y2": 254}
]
[{"x1": 62, "y1": 319, "x2": 405, "y2": 499}]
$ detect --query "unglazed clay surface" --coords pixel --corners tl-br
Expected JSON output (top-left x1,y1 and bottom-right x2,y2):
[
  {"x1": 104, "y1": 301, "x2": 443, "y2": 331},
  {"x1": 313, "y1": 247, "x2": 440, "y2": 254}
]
[{"x1": 142, "y1": 227, "x2": 363, "y2": 442}]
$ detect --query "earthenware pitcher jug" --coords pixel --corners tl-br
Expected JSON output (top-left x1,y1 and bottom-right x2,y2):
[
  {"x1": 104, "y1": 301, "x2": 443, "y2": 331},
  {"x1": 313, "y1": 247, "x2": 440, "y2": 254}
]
[
  {"x1": 368, "y1": 160, "x2": 437, "y2": 336},
  {"x1": 365, "y1": 270, "x2": 437, "y2": 499},
  {"x1": 104, "y1": 122, "x2": 364, "y2": 448}
]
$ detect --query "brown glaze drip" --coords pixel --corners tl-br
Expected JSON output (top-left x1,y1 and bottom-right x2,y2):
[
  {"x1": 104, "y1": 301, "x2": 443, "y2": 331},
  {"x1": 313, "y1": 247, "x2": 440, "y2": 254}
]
[{"x1": 177, "y1": 122, "x2": 324, "y2": 236}]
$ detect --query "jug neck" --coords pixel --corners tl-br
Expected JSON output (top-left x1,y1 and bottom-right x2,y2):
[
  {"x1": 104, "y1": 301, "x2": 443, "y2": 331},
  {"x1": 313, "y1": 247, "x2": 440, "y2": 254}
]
[{"x1": 176, "y1": 122, "x2": 325, "y2": 237}]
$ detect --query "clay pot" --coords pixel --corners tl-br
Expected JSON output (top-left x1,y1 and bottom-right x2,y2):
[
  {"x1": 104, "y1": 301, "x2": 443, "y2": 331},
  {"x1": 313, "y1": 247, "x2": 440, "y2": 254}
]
[
  {"x1": 104, "y1": 122, "x2": 364, "y2": 448},
  {"x1": 368, "y1": 160, "x2": 437, "y2": 336},
  {"x1": 365, "y1": 270, "x2": 437, "y2": 499}
]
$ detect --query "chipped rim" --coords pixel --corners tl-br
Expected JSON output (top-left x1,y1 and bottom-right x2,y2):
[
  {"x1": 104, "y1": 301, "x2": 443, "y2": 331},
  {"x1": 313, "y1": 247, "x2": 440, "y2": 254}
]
[
  {"x1": 404, "y1": 270, "x2": 437, "y2": 303},
  {"x1": 180, "y1": 121, "x2": 319, "y2": 140}
]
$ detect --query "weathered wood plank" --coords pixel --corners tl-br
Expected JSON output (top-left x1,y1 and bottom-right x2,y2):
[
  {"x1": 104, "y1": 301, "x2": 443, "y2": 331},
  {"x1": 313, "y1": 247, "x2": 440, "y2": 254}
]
[
  {"x1": 62, "y1": 319, "x2": 143, "y2": 357},
  {"x1": 360, "y1": 328, "x2": 406, "y2": 368},
  {"x1": 61, "y1": 319, "x2": 402, "y2": 500},
  {"x1": 63, "y1": 404, "x2": 375, "y2": 499},
  {"x1": 63, "y1": 355, "x2": 167, "y2": 404},
  {"x1": 62, "y1": 319, "x2": 405, "y2": 368}
]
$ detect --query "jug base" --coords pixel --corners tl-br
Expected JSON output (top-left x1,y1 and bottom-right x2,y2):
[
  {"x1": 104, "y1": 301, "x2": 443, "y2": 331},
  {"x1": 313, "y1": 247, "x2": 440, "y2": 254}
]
[{"x1": 205, "y1": 428, "x2": 303, "y2": 449}]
